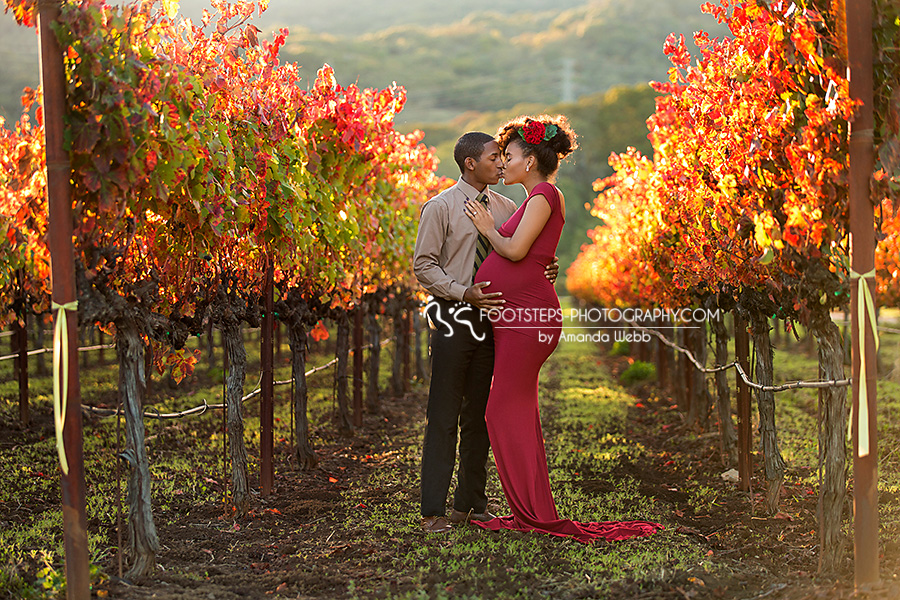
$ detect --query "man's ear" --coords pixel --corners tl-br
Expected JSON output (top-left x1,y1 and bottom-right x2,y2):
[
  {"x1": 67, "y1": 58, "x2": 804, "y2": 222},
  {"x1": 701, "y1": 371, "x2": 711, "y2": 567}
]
[{"x1": 464, "y1": 156, "x2": 476, "y2": 172}]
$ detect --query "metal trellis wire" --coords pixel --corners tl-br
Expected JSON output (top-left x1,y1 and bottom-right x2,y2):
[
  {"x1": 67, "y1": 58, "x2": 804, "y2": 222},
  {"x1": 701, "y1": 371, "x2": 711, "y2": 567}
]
[{"x1": 628, "y1": 321, "x2": 851, "y2": 393}]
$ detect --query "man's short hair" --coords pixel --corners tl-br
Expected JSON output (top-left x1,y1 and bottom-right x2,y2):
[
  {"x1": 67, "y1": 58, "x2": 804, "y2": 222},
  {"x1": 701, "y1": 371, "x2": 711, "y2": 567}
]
[{"x1": 454, "y1": 132, "x2": 495, "y2": 174}]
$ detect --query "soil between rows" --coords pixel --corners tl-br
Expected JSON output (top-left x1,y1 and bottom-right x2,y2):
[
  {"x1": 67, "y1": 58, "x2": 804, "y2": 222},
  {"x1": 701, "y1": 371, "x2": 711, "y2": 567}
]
[{"x1": 4, "y1": 343, "x2": 900, "y2": 599}]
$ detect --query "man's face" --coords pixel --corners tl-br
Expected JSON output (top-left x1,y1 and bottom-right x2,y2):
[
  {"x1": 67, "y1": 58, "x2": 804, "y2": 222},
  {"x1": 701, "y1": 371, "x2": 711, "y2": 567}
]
[{"x1": 470, "y1": 140, "x2": 503, "y2": 186}]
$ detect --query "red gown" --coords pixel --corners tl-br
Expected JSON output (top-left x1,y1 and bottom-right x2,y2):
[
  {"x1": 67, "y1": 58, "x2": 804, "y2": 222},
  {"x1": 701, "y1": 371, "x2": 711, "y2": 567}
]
[{"x1": 473, "y1": 182, "x2": 662, "y2": 543}]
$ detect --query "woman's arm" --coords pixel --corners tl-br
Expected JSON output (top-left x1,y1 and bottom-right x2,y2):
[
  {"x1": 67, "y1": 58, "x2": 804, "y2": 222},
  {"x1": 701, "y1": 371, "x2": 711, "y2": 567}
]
[{"x1": 465, "y1": 194, "x2": 551, "y2": 262}]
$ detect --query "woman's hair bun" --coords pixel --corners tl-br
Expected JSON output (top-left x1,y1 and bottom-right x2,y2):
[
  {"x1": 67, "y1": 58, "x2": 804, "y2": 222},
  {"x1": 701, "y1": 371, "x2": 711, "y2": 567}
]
[{"x1": 543, "y1": 115, "x2": 576, "y2": 158}]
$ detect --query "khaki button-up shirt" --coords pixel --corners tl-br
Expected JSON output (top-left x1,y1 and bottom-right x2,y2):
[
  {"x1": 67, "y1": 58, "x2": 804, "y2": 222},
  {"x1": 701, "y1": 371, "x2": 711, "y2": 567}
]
[{"x1": 413, "y1": 177, "x2": 518, "y2": 302}]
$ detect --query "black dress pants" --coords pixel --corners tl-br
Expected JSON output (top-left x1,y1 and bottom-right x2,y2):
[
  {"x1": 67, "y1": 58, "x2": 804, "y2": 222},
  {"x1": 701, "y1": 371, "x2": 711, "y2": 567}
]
[{"x1": 420, "y1": 298, "x2": 494, "y2": 517}]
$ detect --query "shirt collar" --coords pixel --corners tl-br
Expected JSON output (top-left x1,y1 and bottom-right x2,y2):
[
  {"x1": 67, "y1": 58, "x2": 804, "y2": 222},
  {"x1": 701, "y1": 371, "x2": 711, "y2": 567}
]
[{"x1": 457, "y1": 177, "x2": 489, "y2": 201}]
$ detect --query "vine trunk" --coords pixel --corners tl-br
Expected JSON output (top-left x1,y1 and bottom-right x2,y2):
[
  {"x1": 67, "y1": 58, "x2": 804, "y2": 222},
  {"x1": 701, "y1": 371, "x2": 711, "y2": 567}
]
[
  {"x1": 222, "y1": 321, "x2": 249, "y2": 517},
  {"x1": 335, "y1": 312, "x2": 353, "y2": 432},
  {"x1": 813, "y1": 319, "x2": 848, "y2": 574},
  {"x1": 751, "y1": 313, "x2": 786, "y2": 514},
  {"x1": 365, "y1": 310, "x2": 381, "y2": 413},
  {"x1": 289, "y1": 323, "x2": 317, "y2": 469},
  {"x1": 712, "y1": 314, "x2": 738, "y2": 466},
  {"x1": 116, "y1": 320, "x2": 159, "y2": 578}
]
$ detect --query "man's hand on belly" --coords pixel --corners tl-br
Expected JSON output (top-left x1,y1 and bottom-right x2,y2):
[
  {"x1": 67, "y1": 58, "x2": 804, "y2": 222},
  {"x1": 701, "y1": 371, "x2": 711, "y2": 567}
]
[{"x1": 464, "y1": 282, "x2": 505, "y2": 310}]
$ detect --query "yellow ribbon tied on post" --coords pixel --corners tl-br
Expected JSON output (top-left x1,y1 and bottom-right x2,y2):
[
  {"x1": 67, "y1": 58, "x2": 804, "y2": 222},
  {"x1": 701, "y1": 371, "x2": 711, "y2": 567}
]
[
  {"x1": 52, "y1": 300, "x2": 78, "y2": 475},
  {"x1": 850, "y1": 269, "x2": 878, "y2": 458}
]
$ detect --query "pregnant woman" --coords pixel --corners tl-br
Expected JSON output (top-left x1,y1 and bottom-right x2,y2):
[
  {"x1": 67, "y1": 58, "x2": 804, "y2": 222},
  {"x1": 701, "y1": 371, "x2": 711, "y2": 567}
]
[{"x1": 464, "y1": 115, "x2": 662, "y2": 542}]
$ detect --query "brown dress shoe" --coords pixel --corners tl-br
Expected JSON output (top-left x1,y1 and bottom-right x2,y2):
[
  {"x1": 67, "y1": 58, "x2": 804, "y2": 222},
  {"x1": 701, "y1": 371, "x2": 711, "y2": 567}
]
[
  {"x1": 420, "y1": 515, "x2": 452, "y2": 533},
  {"x1": 449, "y1": 508, "x2": 496, "y2": 524}
]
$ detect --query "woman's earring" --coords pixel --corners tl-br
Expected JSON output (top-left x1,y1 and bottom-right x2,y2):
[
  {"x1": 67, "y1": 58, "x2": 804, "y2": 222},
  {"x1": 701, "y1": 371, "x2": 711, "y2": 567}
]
[{"x1": 526, "y1": 163, "x2": 531, "y2": 172}]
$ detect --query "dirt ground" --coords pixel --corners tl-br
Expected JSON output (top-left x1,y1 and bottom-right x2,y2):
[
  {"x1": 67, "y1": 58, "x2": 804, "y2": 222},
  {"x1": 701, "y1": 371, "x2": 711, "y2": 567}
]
[
  {"x1": 5, "y1": 349, "x2": 900, "y2": 600},
  {"x1": 96, "y1": 390, "x2": 437, "y2": 599}
]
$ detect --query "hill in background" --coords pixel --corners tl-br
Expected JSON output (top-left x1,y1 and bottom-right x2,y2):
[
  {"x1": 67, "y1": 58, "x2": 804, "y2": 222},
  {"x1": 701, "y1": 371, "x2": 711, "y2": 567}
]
[
  {"x1": 0, "y1": 15, "x2": 39, "y2": 123},
  {"x1": 177, "y1": 0, "x2": 590, "y2": 36},
  {"x1": 1, "y1": 0, "x2": 726, "y2": 123},
  {"x1": 274, "y1": 0, "x2": 727, "y2": 124}
]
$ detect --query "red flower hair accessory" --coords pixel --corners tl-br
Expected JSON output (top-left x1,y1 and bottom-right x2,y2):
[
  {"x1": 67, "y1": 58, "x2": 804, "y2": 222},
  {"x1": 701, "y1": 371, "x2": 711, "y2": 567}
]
[{"x1": 518, "y1": 120, "x2": 558, "y2": 144}]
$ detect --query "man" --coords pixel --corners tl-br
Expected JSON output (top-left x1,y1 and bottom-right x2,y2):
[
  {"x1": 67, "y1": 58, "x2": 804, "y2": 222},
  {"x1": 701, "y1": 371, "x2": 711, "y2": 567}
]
[{"x1": 413, "y1": 132, "x2": 558, "y2": 533}]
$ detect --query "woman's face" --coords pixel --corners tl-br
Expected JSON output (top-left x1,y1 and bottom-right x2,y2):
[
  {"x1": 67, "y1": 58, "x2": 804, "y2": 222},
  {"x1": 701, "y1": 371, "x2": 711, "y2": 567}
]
[{"x1": 501, "y1": 140, "x2": 531, "y2": 185}]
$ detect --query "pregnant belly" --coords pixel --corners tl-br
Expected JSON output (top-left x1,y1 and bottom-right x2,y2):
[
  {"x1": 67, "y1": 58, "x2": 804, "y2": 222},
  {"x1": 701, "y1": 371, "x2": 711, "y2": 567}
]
[{"x1": 475, "y1": 253, "x2": 561, "y2": 332}]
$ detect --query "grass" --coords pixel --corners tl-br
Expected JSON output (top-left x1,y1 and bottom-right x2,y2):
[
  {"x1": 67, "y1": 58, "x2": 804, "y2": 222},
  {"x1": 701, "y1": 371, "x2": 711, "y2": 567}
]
[
  {"x1": 702, "y1": 317, "x2": 900, "y2": 570},
  {"x1": 619, "y1": 360, "x2": 657, "y2": 387},
  {"x1": 328, "y1": 332, "x2": 711, "y2": 599},
  {"x1": 0, "y1": 327, "x2": 370, "y2": 597},
  {"x1": 2, "y1": 306, "x2": 900, "y2": 598},
  {"x1": 728, "y1": 320, "x2": 900, "y2": 492}
]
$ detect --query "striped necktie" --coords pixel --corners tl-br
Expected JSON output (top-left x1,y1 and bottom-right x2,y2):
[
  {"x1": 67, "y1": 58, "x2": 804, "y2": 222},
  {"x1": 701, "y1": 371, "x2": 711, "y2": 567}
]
[{"x1": 472, "y1": 193, "x2": 491, "y2": 279}]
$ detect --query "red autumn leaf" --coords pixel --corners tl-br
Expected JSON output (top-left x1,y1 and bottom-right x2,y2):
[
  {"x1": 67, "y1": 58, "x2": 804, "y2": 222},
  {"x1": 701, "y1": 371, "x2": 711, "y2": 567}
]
[
  {"x1": 20, "y1": 87, "x2": 36, "y2": 110},
  {"x1": 244, "y1": 24, "x2": 260, "y2": 47},
  {"x1": 83, "y1": 170, "x2": 101, "y2": 193},
  {"x1": 309, "y1": 321, "x2": 329, "y2": 342}
]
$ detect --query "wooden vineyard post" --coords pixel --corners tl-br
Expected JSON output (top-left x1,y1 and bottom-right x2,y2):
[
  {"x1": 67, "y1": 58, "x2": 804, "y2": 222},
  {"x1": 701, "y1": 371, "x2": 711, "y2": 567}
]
[
  {"x1": 16, "y1": 315, "x2": 29, "y2": 423},
  {"x1": 275, "y1": 321, "x2": 282, "y2": 364},
  {"x1": 734, "y1": 313, "x2": 752, "y2": 492},
  {"x1": 144, "y1": 343, "x2": 153, "y2": 397},
  {"x1": 683, "y1": 325, "x2": 693, "y2": 416},
  {"x1": 260, "y1": 258, "x2": 274, "y2": 497},
  {"x1": 654, "y1": 317, "x2": 664, "y2": 388},
  {"x1": 38, "y1": 0, "x2": 90, "y2": 596},
  {"x1": 97, "y1": 328, "x2": 105, "y2": 366},
  {"x1": 337, "y1": 312, "x2": 354, "y2": 432},
  {"x1": 365, "y1": 308, "x2": 381, "y2": 413},
  {"x1": 413, "y1": 306, "x2": 426, "y2": 381},
  {"x1": 639, "y1": 323, "x2": 648, "y2": 363},
  {"x1": 847, "y1": 0, "x2": 879, "y2": 586},
  {"x1": 658, "y1": 317, "x2": 670, "y2": 393},
  {"x1": 403, "y1": 308, "x2": 412, "y2": 392},
  {"x1": 353, "y1": 305, "x2": 364, "y2": 427},
  {"x1": 17, "y1": 269, "x2": 29, "y2": 425}
]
